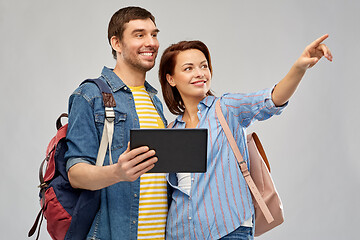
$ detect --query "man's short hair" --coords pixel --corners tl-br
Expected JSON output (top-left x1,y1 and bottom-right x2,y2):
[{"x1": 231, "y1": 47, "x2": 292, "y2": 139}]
[{"x1": 108, "y1": 6, "x2": 156, "y2": 59}]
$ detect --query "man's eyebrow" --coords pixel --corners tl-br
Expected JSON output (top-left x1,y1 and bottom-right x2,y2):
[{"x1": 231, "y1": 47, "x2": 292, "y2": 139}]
[{"x1": 131, "y1": 28, "x2": 160, "y2": 34}]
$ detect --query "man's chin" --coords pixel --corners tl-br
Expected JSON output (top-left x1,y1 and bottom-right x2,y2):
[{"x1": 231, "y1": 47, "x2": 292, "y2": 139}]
[{"x1": 140, "y1": 62, "x2": 156, "y2": 72}]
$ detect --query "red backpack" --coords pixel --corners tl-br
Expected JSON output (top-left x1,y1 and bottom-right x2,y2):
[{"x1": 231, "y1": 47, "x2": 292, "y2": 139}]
[{"x1": 28, "y1": 79, "x2": 116, "y2": 239}]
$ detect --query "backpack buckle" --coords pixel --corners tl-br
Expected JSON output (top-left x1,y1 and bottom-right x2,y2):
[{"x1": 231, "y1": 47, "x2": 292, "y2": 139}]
[
  {"x1": 105, "y1": 107, "x2": 115, "y2": 122},
  {"x1": 38, "y1": 182, "x2": 48, "y2": 189}
]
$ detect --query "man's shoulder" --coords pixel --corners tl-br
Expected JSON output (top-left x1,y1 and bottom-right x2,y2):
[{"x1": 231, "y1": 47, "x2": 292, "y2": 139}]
[{"x1": 71, "y1": 78, "x2": 105, "y2": 99}]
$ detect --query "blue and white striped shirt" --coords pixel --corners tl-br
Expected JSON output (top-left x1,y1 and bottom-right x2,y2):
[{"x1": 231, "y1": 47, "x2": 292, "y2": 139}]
[{"x1": 166, "y1": 87, "x2": 287, "y2": 239}]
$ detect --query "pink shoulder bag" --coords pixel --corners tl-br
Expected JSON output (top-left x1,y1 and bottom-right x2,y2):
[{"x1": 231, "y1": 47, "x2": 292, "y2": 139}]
[{"x1": 215, "y1": 100, "x2": 284, "y2": 237}]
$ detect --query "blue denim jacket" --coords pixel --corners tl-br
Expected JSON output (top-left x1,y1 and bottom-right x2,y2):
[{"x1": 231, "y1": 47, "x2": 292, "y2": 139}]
[{"x1": 65, "y1": 66, "x2": 168, "y2": 240}]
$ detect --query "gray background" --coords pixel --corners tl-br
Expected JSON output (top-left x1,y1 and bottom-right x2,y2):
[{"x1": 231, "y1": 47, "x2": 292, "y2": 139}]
[{"x1": 1, "y1": 0, "x2": 359, "y2": 239}]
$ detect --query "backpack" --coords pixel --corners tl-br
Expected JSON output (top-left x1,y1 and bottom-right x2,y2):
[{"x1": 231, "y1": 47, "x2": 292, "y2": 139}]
[{"x1": 28, "y1": 78, "x2": 116, "y2": 240}]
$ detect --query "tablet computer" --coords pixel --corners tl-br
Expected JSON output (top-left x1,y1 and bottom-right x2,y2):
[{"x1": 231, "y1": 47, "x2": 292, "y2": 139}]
[{"x1": 130, "y1": 128, "x2": 207, "y2": 173}]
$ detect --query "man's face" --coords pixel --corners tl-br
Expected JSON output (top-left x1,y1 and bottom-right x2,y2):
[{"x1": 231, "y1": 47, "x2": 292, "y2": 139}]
[{"x1": 118, "y1": 18, "x2": 159, "y2": 73}]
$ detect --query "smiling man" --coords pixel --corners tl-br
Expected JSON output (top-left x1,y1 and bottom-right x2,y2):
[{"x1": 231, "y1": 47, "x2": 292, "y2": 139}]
[{"x1": 65, "y1": 7, "x2": 168, "y2": 240}]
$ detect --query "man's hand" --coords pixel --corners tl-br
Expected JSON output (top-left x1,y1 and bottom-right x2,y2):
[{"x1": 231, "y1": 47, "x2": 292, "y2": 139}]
[
  {"x1": 295, "y1": 34, "x2": 333, "y2": 70},
  {"x1": 115, "y1": 143, "x2": 157, "y2": 182},
  {"x1": 68, "y1": 143, "x2": 157, "y2": 190}
]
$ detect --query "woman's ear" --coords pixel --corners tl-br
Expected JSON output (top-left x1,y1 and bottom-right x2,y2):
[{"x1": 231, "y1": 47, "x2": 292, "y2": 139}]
[
  {"x1": 110, "y1": 36, "x2": 121, "y2": 56},
  {"x1": 166, "y1": 74, "x2": 176, "y2": 87}
]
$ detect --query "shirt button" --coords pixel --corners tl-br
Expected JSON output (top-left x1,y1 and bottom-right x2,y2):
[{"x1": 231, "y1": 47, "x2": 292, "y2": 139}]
[
  {"x1": 188, "y1": 217, "x2": 192, "y2": 220},
  {"x1": 134, "y1": 194, "x2": 137, "y2": 198},
  {"x1": 133, "y1": 220, "x2": 136, "y2": 224},
  {"x1": 191, "y1": 178, "x2": 194, "y2": 181},
  {"x1": 124, "y1": 87, "x2": 128, "y2": 90}
]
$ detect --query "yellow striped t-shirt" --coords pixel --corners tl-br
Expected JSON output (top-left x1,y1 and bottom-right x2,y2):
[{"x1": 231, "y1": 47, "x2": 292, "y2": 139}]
[{"x1": 129, "y1": 85, "x2": 167, "y2": 240}]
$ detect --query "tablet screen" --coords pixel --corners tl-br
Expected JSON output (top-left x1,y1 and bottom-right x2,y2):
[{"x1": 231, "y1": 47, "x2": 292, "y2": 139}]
[{"x1": 130, "y1": 128, "x2": 207, "y2": 173}]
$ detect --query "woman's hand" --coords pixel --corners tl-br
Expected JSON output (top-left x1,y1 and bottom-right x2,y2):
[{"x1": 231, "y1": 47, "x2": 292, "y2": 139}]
[
  {"x1": 271, "y1": 34, "x2": 333, "y2": 106},
  {"x1": 294, "y1": 34, "x2": 333, "y2": 70}
]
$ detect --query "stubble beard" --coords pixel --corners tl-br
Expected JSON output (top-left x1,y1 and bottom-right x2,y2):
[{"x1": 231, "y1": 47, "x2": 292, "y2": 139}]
[{"x1": 121, "y1": 45, "x2": 157, "y2": 73}]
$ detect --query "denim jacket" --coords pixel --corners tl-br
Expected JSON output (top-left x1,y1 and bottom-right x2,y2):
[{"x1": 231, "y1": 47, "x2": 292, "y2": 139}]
[{"x1": 65, "y1": 66, "x2": 168, "y2": 240}]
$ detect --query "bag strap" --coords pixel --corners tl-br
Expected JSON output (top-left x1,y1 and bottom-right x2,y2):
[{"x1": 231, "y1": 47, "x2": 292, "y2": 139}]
[
  {"x1": 81, "y1": 79, "x2": 116, "y2": 165},
  {"x1": 215, "y1": 100, "x2": 274, "y2": 223},
  {"x1": 167, "y1": 121, "x2": 175, "y2": 128}
]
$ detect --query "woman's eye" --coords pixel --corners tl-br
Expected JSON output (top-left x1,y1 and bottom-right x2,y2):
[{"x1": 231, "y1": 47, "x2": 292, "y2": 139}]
[
  {"x1": 184, "y1": 67, "x2": 192, "y2": 71},
  {"x1": 201, "y1": 65, "x2": 208, "y2": 69}
]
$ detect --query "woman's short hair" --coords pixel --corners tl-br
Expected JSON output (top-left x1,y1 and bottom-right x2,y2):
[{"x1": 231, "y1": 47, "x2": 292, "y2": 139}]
[{"x1": 158, "y1": 40, "x2": 213, "y2": 115}]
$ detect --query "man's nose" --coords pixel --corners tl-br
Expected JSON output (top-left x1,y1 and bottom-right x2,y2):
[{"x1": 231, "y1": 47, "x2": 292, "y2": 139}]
[{"x1": 144, "y1": 35, "x2": 157, "y2": 46}]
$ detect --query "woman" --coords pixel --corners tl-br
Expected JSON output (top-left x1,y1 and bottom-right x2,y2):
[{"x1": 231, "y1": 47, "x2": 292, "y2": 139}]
[{"x1": 159, "y1": 35, "x2": 332, "y2": 239}]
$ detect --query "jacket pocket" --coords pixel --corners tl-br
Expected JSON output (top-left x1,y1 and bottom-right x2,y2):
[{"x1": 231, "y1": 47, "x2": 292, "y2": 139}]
[{"x1": 94, "y1": 110, "x2": 127, "y2": 151}]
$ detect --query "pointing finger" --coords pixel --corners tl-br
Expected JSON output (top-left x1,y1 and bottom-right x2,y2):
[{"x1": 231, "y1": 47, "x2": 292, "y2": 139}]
[{"x1": 308, "y1": 34, "x2": 329, "y2": 49}]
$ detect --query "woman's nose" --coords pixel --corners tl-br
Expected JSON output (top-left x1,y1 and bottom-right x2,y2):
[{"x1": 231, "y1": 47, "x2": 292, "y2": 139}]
[{"x1": 194, "y1": 67, "x2": 204, "y2": 77}]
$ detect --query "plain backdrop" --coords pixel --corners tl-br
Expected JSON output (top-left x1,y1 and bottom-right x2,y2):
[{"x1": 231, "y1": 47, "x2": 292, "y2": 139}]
[{"x1": 1, "y1": 0, "x2": 359, "y2": 239}]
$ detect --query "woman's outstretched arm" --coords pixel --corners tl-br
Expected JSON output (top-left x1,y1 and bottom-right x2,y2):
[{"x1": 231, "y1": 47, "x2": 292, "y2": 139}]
[{"x1": 272, "y1": 34, "x2": 333, "y2": 106}]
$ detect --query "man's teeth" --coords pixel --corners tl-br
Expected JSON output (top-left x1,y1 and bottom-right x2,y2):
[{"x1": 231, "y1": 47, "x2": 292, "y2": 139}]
[{"x1": 140, "y1": 52, "x2": 153, "y2": 56}]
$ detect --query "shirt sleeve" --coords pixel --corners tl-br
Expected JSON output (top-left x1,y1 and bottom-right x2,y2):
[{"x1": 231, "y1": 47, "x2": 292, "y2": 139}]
[
  {"x1": 64, "y1": 91, "x2": 100, "y2": 172},
  {"x1": 220, "y1": 86, "x2": 288, "y2": 128}
]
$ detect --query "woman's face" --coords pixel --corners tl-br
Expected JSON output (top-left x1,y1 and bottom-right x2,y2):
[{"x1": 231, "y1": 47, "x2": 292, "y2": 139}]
[{"x1": 166, "y1": 49, "x2": 211, "y2": 102}]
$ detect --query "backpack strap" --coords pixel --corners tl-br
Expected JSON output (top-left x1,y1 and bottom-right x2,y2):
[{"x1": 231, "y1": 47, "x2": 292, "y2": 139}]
[
  {"x1": 215, "y1": 99, "x2": 274, "y2": 224},
  {"x1": 167, "y1": 121, "x2": 175, "y2": 128},
  {"x1": 81, "y1": 79, "x2": 116, "y2": 166}
]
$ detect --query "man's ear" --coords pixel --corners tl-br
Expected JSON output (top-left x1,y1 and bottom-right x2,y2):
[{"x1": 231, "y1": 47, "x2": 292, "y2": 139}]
[
  {"x1": 166, "y1": 74, "x2": 176, "y2": 87},
  {"x1": 110, "y1": 36, "x2": 121, "y2": 55}
]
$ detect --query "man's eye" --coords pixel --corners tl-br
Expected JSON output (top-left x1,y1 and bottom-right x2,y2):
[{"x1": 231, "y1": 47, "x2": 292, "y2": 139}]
[{"x1": 136, "y1": 34, "x2": 143, "y2": 38}]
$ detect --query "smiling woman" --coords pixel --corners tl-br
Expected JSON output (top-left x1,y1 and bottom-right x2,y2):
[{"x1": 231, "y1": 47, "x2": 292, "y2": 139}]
[
  {"x1": 158, "y1": 37, "x2": 332, "y2": 239},
  {"x1": 167, "y1": 49, "x2": 211, "y2": 102},
  {"x1": 159, "y1": 41, "x2": 214, "y2": 116}
]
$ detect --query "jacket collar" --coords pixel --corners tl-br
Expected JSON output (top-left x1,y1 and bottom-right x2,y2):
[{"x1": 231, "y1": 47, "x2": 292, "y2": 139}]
[{"x1": 101, "y1": 66, "x2": 158, "y2": 94}]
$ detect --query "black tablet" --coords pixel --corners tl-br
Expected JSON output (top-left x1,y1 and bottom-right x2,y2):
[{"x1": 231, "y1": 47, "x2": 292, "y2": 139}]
[{"x1": 130, "y1": 128, "x2": 207, "y2": 173}]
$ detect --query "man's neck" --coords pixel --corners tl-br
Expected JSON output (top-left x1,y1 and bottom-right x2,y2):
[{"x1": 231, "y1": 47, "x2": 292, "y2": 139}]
[{"x1": 113, "y1": 62, "x2": 146, "y2": 87}]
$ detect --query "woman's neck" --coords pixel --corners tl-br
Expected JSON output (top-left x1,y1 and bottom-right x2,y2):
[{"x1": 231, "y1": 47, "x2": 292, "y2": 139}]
[{"x1": 182, "y1": 97, "x2": 204, "y2": 128}]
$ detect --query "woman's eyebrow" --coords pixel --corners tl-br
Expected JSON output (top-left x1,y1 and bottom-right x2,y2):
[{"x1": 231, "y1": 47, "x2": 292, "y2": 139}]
[
  {"x1": 181, "y1": 63, "x2": 194, "y2": 67},
  {"x1": 181, "y1": 60, "x2": 207, "y2": 67}
]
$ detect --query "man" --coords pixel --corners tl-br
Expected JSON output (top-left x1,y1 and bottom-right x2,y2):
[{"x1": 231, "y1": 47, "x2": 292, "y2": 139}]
[{"x1": 65, "y1": 7, "x2": 168, "y2": 239}]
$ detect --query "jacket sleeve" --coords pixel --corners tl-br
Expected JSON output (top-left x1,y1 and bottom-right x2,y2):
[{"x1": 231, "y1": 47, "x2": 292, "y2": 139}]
[{"x1": 65, "y1": 90, "x2": 100, "y2": 171}]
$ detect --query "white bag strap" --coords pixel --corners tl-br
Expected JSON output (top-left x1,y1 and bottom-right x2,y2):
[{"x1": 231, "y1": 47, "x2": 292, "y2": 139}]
[
  {"x1": 80, "y1": 78, "x2": 116, "y2": 167},
  {"x1": 96, "y1": 107, "x2": 115, "y2": 166},
  {"x1": 215, "y1": 100, "x2": 274, "y2": 223}
]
